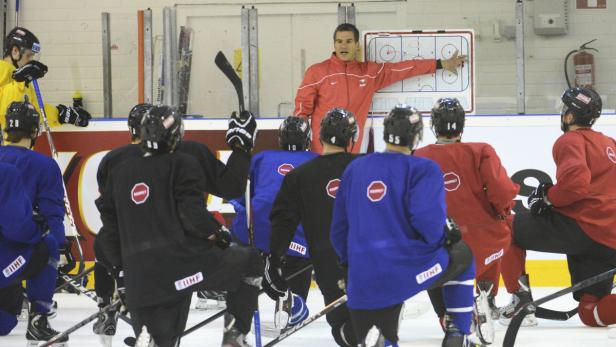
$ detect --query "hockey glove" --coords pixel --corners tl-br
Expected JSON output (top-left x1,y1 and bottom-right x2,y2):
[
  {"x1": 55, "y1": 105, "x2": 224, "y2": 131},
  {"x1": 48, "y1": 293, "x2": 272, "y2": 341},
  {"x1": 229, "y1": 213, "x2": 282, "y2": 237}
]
[
  {"x1": 12, "y1": 61, "x2": 48, "y2": 85},
  {"x1": 263, "y1": 254, "x2": 288, "y2": 301},
  {"x1": 58, "y1": 239, "x2": 76, "y2": 276},
  {"x1": 213, "y1": 225, "x2": 233, "y2": 250},
  {"x1": 226, "y1": 110, "x2": 257, "y2": 152},
  {"x1": 337, "y1": 263, "x2": 348, "y2": 293},
  {"x1": 57, "y1": 104, "x2": 92, "y2": 127},
  {"x1": 444, "y1": 217, "x2": 462, "y2": 247},
  {"x1": 528, "y1": 182, "x2": 553, "y2": 216}
]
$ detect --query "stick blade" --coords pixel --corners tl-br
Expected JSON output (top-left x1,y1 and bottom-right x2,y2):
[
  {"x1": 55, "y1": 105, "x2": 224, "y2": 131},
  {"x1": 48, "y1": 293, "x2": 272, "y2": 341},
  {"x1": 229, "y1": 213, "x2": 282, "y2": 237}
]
[
  {"x1": 214, "y1": 51, "x2": 244, "y2": 112},
  {"x1": 503, "y1": 309, "x2": 528, "y2": 347}
]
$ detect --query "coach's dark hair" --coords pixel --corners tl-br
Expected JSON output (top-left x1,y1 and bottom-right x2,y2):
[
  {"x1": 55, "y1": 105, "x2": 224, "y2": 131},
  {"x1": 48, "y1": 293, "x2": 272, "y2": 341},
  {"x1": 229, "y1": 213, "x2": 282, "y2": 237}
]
[{"x1": 333, "y1": 23, "x2": 359, "y2": 42}]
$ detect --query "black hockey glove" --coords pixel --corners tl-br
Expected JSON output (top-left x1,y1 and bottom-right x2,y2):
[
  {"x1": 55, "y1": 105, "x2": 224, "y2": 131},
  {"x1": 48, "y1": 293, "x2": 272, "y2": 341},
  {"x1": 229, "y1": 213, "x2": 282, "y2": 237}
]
[
  {"x1": 263, "y1": 254, "x2": 288, "y2": 301},
  {"x1": 337, "y1": 263, "x2": 348, "y2": 293},
  {"x1": 111, "y1": 267, "x2": 127, "y2": 312},
  {"x1": 444, "y1": 217, "x2": 462, "y2": 247},
  {"x1": 12, "y1": 61, "x2": 48, "y2": 85},
  {"x1": 528, "y1": 182, "x2": 553, "y2": 216},
  {"x1": 57, "y1": 104, "x2": 92, "y2": 127},
  {"x1": 58, "y1": 239, "x2": 76, "y2": 276},
  {"x1": 213, "y1": 225, "x2": 233, "y2": 250},
  {"x1": 226, "y1": 110, "x2": 257, "y2": 152}
]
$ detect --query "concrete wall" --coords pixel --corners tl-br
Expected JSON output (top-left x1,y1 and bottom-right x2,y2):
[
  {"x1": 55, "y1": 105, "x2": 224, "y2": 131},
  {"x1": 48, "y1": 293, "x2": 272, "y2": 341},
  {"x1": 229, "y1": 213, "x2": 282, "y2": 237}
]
[{"x1": 11, "y1": 0, "x2": 615, "y2": 117}]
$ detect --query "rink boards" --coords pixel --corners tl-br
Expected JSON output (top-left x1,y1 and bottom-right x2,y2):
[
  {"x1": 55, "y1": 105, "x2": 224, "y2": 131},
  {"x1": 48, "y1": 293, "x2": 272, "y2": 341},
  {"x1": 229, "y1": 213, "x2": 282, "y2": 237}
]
[{"x1": 33, "y1": 114, "x2": 616, "y2": 287}]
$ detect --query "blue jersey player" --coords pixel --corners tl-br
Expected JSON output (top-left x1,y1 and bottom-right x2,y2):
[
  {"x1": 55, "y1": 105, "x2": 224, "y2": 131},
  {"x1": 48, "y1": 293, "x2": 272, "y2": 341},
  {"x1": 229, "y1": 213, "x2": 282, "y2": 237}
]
[
  {"x1": 231, "y1": 116, "x2": 316, "y2": 325},
  {"x1": 0, "y1": 107, "x2": 67, "y2": 345},
  {"x1": 330, "y1": 105, "x2": 476, "y2": 347}
]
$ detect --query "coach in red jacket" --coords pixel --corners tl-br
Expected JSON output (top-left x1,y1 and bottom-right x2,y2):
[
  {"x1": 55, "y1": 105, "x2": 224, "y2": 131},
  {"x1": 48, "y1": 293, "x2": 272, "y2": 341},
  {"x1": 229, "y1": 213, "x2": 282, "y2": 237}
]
[
  {"x1": 501, "y1": 87, "x2": 616, "y2": 329},
  {"x1": 294, "y1": 23, "x2": 466, "y2": 153}
]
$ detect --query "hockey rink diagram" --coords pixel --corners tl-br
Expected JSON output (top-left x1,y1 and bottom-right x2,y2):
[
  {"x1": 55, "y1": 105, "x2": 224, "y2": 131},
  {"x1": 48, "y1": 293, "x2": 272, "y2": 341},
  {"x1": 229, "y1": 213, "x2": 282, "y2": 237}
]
[{"x1": 364, "y1": 30, "x2": 475, "y2": 114}]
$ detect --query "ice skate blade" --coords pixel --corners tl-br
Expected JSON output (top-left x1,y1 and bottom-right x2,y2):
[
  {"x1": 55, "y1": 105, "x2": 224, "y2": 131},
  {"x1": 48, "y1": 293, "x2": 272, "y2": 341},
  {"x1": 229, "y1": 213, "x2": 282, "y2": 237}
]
[
  {"x1": 99, "y1": 334, "x2": 113, "y2": 347},
  {"x1": 27, "y1": 341, "x2": 67, "y2": 347}
]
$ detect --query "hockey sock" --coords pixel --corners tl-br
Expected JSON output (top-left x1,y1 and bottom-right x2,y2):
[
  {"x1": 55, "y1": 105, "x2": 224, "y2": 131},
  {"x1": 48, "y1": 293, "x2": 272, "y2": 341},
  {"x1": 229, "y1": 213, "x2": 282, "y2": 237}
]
[
  {"x1": 0, "y1": 310, "x2": 18, "y2": 336},
  {"x1": 501, "y1": 243, "x2": 526, "y2": 294},
  {"x1": 26, "y1": 236, "x2": 59, "y2": 314},
  {"x1": 579, "y1": 293, "x2": 616, "y2": 327},
  {"x1": 442, "y1": 259, "x2": 475, "y2": 334}
]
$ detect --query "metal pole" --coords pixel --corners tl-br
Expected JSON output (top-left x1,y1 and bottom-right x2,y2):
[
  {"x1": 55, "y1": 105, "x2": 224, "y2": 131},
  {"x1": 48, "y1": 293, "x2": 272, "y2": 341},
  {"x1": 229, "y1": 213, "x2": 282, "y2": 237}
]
[
  {"x1": 102, "y1": 12, "x2": 112, "y2": 118},
  {"x1": 144, "y1": 8, "x2": 153, "y2": 104},
  {"x1": 163, "y1": 7, "x2": 178, "y2": 107},
  {"x1": 515, "y1": 0, "x2": 525, "y2": 114},
  {"x1": 241, "y1": 6, "x2": 250, "y2": 112},
  {"x1": 248, "y1": 6, "x2": 259, "y2": 116},
  {"x1": 337, "y1": 3, "x2": 355, "y2": 25}
]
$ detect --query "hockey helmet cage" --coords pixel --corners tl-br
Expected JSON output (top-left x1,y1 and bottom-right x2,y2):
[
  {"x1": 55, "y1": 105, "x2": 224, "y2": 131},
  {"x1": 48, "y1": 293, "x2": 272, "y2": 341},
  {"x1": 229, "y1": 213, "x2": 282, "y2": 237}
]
[
  {"x1": 279, "y1": 116, "x2": 311, "y2": 151},
  {"x1": 319, "y1": 108, "x2": 358, "y2": 148},
  {"x1": 140, "y1": 105, "x2": 184, "y2": 154},
  {"x1": 128, "y1": 103, "x2": 153, "y2": 138},
  {"x1": 5, "y1": 100, "x2": 40, "y2": 137},
  {"x1": 383, "y1": 104, "x2": 423, "y2": 149},
  {"x1": 4, "y1": 27, "x2": 40, "y2": 57},
  {"x1": 560, "y1": 87, "x2": 602, "y2": 127},
  {"x1": 431, "y1": 98, "x2": 465, "y2": 138}
]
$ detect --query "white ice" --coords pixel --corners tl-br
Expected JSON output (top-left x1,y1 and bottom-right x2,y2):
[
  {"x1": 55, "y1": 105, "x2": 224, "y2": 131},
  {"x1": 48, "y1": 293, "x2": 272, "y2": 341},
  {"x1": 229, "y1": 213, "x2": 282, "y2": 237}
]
[{"x1": 1, "y1": 288, "x2": 614, "y2": 347}]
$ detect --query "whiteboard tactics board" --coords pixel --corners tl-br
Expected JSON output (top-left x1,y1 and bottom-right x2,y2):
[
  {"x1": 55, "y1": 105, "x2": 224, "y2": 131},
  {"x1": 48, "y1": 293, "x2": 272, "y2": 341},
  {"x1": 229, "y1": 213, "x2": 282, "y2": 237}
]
[{"x1": 363, "y1": 30, "x2": 475, "y2": 115}]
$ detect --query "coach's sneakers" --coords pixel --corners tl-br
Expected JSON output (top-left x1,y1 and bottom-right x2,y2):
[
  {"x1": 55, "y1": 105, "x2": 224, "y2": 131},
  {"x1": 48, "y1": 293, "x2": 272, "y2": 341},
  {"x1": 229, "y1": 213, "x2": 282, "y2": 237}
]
[{"x1": 222, "y1": 313, "x2": 252, "y2": 347}]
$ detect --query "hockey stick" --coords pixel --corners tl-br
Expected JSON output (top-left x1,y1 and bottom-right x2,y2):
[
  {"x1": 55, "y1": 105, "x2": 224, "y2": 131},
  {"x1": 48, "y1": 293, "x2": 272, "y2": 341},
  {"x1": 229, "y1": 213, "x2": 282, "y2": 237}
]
[
  {"x1": 534, "y1": 281, "x2": 616, "y2": 321},
  {"x1": 215, "y1": 51, "x2": 245, "y2": 113},
  {"x1": 39, "y1": 300, "x2": 122, "y2": 347},
  {"x1": 56, "y1": 270, "x2": 132, "y2": 326},
  {"x1": 124, "y1": 263, "x2": 315, "y2": 346},
  {"x1": 264, "y1": 295, "x2": 348, "y2": 347},
  {"x1": 31, "y1": 80, "x2": 86, "y2": 276},
  {"x1": 503, "y1": 267, "x2": 616, "y2": 347},
  {"x1": 54, "y1": 265, "x2": 94, "y2": 293}
]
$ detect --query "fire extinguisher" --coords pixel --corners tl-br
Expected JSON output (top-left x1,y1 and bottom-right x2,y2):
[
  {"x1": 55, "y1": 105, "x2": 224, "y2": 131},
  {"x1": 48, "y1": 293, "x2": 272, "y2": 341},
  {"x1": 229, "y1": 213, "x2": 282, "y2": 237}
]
[{"x1": 564, "y1": 39, "x2": 598, "y2": 89}]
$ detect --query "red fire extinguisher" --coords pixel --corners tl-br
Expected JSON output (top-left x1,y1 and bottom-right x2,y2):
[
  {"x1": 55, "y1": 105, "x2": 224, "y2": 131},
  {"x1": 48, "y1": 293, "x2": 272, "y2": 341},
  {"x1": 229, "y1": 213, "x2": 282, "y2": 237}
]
[{"x1": 564, "y1": 39, "x2": 598, "y2": 89}]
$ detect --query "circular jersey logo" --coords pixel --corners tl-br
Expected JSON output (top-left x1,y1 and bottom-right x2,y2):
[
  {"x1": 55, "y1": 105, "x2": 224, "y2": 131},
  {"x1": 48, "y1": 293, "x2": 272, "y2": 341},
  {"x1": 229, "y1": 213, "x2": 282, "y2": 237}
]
[
  {"x1": 367, "y1": 181, "x2": 387, "y2": 202},
  {"x1": 607, "y1": 146, "x2": 616, "y2": 164},
  {"x1": 443, "y1": 172, "x2": 461, "y2": 192},
  {"x1": 326, "y1": 179, "x2": 341, "y2": 199},
  {"x1": 131, "y1": 183, "x2": 150, "y2": 205},
  {"x1": 277, "y1": 163, "x2": 295, "y2": 176}
]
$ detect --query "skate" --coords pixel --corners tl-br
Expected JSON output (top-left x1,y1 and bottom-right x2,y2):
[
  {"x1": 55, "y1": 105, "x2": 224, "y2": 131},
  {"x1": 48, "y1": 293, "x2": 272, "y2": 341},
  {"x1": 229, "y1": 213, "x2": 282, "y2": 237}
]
[
  {"x1": 18, "y1": 299, "x2": 29, "y2": 322},
  {"x1": 93, "y1": 307, "x2": 119, "y2": 336},
  {"x1": 135, "y1": 326, "x2": 156, "y2": 347},
  {"x1": 195, "y1": 290, "x2": 226, "y2": 310},
  {"x1": 274, "y1": 289, "x2": 292, "y2": 329},
  {"x1": 363, "y1": 326, "x2": 385, "y2": 347},
  {"x1": 26, "y1": 311, "x2": 68, "y2": 347},
  {"x1": 472, "y1": 281, "x2": 495, "y2": 345},
  {"x1": 499, "y1": 274, "x2": 538, "y2": 327},
  {"x1": 441, "y1": 314, "x2": 484, "y2": 347},
  {"x1": 48, "y1": 301, "x2": 58, "y2": 320},
  {"x1": 222, "y1": 313, "x2": 252, "y2": 347}
]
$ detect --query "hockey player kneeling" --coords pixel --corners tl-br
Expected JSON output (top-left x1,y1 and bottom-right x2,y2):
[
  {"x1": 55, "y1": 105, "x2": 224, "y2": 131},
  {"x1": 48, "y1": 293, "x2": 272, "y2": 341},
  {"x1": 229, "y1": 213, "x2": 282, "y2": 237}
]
[
  {"x1": 96, "y1": 106, "x2": 262, "y2": 347},
  {"x1": 0, "y1": 161, "x2": 66, "y2": 345},
  {"x1": 330, "y1": 105, "x2": 477, "y2": 347}
]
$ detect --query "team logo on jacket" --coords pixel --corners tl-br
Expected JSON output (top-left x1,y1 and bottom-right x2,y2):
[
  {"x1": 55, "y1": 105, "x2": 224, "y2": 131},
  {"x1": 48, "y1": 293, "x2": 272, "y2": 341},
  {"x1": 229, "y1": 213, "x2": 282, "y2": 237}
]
[
  {"x1": 277, "y1": 163, "x2": 295, "y2": 176},
  {"x1": 131, "y1": 183, "x2": 150, "y2": 205},
  {"x1": 607, "y1": 147, "x2": 616, "y2": 164},
  {"x1": 367, "y1": 181, "x2": 387, "y2": 202},
  {"x1": 443, "y1": 172, "x2": 461, "y2": 192},
  {"x1": 326, "y1": 179, "x2": 341, "y2": 198}
]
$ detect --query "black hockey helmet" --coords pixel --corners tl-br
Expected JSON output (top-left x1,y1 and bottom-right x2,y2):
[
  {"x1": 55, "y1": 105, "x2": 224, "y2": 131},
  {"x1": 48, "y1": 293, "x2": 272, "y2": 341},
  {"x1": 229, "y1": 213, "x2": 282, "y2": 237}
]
[
  {"x1": 279, "y1": 116, "x2": 311, "y2": 151},
  {"x1": 319, "y1": 108, "x2": 358, "y2": 149},
  {"x1": 383, "y1": 104, "x2": 423, "y2": 149},
  {"x1": 430, "y1": 98, "x2": 465, "y2": 138},
  {"x1": 140, "y1": 105, "x2": 184, "y2": 154},
  {"x1": 560, "y1": 87, "x2": 602, "y2": 129},
  {"x1": 128, "y1": 103, "x2": 153, "y2": 138},
  {"x1": 4, "y1": 27, "x2": 40, "y2": 57},
  {"x1": 5, "y1": 99, "x2": 40, "y2": 137}
]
